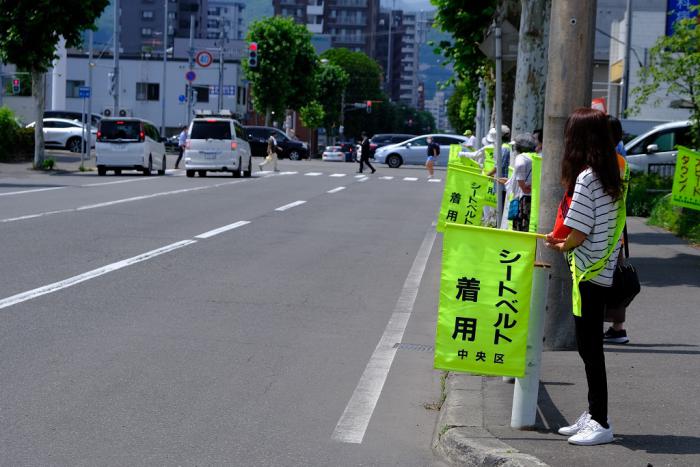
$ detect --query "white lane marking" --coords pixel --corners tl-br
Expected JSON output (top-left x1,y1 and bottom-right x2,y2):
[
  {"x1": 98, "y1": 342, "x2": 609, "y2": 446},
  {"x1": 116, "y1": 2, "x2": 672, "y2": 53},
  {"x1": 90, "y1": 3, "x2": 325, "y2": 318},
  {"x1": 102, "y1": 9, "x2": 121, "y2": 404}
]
[
  {"x1": 1, "y1": 180, "x2": 244, "y2": 224},
  {"x1": 403, "y1": 177, "x2": 418, "y2": 181},
  {"x1": 330, "y1": 173, "x2": 346, "y2": 178},
  {"x1": 0, "y1": 186, "x2": 65, "y2": 197},
  {"x1": 81, "y1": 178, "x2": 151, "y2": 187},
  {"x1": 332, "y1": 227, "x2": 437, "y2": 444},
  {"x1": 279, "y1": 171, "x2": 298, "y2": 175},
  {"x1": 305, "y1": 172, "x2": 322, "y2": 176},
  {"x1": 428, "y1": 178, "x2": 442, "y2": 183},
  {"x1": 0, "y1": 240, "x2": 196, "y2": 311},
  {"x1": 327, "y1": 186, "x2": 346, "y2": 194},
  {"x1": 354, "y1": 174, "x2": 365, "y2": 178},
  {"x1": 357, "y1": 176, "x2": 369, "y2": 182},
  {"x1": 195, "y1": 220, "x2": 250, "y2": 239},
  {"x1": 378, "y1": 176, "x2": 394, "y2": 180},
  {"x1": 275, "y1": 200, "x2": 306, "y2": 212}
]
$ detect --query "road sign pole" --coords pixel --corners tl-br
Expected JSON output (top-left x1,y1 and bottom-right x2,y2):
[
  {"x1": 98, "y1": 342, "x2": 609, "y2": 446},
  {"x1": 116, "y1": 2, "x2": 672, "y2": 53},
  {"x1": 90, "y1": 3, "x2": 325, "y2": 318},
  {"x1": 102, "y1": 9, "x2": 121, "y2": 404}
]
[
  {"x1": 87, "y1": 30, "x2": 94, "y2": 163},
  {"x1": 81, "y1": 96, "x2": 86, "y2": 166},
  {"x1": 186, "y1": 14, "x2": 195, "y2": 126}
]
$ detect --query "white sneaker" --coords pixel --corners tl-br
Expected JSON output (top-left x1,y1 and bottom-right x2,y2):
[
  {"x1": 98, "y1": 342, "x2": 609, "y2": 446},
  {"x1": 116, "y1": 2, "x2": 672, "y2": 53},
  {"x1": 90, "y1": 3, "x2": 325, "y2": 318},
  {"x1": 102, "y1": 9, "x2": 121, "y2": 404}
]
[
  {"x1": 558, "y1": 411, "x2": 591, "y2": 436},
  {"x1": 567, "y1": 419, "x2": 613, "y2": 446}
]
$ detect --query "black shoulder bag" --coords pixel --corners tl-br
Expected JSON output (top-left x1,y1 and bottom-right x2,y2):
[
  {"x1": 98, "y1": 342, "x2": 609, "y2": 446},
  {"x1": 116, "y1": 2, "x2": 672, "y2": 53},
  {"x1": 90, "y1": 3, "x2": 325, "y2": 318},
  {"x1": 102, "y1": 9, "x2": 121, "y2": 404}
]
[{"x1": 607, "y1": 226, "x2": 641, "y2": 308}]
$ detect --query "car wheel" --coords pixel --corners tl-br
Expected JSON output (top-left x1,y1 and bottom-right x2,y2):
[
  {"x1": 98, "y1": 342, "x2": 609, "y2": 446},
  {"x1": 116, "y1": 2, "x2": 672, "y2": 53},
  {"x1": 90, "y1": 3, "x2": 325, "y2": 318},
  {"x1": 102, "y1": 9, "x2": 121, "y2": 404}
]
[
  {"x1": 232, "y1": 158, "x2": 241, "y2": 178},
  {"x1": 186, "y1": 170, "x2": 195, "y2": 178},
  {"x1": 386, "y1": 154, "x2": 402, "y2": 168},
  {"x1": 97, "y1": 166, "x2": 107, "y2": 176},
  {"x1": 198, "y1": 170, "x2": 207, "y2": 177},
  {"x1": 66, "y1": 137, "x2": 82, "y2": 153},
  {"x1": 243, "y1": 157, "x2": 252, "y2": 177},
  {"x1": 143, "y1": 156, "x2": 152, "y2": 176},
  {"x1": 157, "y1": 156, "x2": 166, "y2": 175},
  {"x1": 288, "y1": 150, "x2": 301, "y2": 161}
]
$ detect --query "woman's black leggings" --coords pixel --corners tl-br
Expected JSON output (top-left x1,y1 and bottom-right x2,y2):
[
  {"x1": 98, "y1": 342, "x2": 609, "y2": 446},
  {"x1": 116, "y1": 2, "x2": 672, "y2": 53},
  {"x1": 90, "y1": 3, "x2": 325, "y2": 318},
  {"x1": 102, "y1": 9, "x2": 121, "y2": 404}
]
[{"x1": 575, "y1": 281, "x2": 611, "y2": 427}]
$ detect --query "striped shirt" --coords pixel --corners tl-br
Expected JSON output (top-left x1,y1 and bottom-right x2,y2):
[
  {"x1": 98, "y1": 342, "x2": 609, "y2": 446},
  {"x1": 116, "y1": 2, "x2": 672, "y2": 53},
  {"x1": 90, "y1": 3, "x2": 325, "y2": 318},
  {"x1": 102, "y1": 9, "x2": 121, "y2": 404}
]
[{"x1": 564, "y1": 168, "x2": 622, "y2": 286}]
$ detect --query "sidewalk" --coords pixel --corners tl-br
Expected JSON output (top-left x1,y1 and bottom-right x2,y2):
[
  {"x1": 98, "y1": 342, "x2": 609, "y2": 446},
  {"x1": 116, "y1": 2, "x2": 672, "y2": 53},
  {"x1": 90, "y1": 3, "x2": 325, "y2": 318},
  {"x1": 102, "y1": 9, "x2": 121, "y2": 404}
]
[
  {"x1": 433, "y1": 217, "x2": 700, "y2": 466},
  {"x1": 0, "y1": 150, "x2": 96, "y2": 177}
]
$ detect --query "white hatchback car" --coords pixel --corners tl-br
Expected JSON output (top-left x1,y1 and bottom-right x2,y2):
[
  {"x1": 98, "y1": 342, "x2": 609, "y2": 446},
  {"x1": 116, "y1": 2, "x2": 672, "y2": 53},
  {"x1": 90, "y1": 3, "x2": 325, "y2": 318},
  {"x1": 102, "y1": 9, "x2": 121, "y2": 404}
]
[
  {"x1": 184, "y1": 118, "x2": 252, "y2": 177},
  {"x1": 373, "y1": 134, "x2": 469, "y2": 168},
  {"x1": 26, "y1": 118, "x2": 96, "y2": 153},
  {"x1": 322, "y1": 146, "x2": 346, "y2": 162},
  {"x1": 95, "y1": 118, "x2": 167, "y2": 176}
]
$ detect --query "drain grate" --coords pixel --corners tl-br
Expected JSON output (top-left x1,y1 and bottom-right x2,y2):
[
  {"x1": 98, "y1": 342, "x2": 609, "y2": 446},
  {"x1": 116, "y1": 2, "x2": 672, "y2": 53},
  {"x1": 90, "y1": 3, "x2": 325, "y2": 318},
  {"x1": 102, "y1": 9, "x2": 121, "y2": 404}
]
[{"x1": 393, "y1": 342, "x2": 434, "y2": 352}]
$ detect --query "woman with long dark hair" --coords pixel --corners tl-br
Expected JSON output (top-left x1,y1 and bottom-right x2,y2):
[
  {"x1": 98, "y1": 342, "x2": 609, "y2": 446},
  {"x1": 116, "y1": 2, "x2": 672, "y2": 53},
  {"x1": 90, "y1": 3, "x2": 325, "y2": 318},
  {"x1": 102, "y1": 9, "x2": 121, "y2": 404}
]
[{"x1": 545, "y1": 108, "x2": 625, "y2": 446}]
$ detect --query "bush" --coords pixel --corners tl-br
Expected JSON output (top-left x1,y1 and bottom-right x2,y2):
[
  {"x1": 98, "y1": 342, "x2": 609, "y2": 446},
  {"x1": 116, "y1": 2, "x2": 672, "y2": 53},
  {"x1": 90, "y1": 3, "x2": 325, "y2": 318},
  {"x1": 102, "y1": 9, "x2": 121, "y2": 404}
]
[
  {"x1": 648, "y1": 194, "x2": 700, "y2": 244},
  {"x1": 626, "y1": 172, "x2": 673, "y2": 217},
  {"x1": 0, "y1": 106, "x2": 34, "y2": 162}
]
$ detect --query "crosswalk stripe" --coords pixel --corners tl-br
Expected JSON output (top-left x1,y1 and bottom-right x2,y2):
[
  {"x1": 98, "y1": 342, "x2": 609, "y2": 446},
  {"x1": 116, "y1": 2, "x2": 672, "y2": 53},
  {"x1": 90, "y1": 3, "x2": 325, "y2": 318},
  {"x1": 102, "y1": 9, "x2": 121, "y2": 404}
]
[
  {"x1": 305, "y1": 172, "x2": 322, "y2": 176},
  {"x1": 330, "y1": 173, "x2": 346, "y2": 177},
  {"x1": 403, "y1": 177, "x2": 418, "y2": 181},
  {"x1": 378, "y1": 176, "x2": 394, "y2": 180},
  {"x1": 428, "y1": 178, "x2": 442, "y2": 182}
]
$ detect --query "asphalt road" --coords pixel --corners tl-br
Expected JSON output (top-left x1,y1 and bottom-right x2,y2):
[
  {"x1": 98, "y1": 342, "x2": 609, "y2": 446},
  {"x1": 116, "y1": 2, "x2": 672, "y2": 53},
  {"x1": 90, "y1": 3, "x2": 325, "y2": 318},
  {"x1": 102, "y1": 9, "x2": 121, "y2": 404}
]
[{"x1": 0, "y1": 158, "x2": 446, "y2": 466}]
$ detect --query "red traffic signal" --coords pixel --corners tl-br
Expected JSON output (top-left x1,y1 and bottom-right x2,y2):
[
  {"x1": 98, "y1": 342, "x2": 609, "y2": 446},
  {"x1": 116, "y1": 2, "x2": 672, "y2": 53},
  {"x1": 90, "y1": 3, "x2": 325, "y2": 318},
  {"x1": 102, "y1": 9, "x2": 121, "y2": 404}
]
[
  {"x1": 11, "y1": 78, "x2": 20, "y2": 94},
  {"x1": 366, "y1": 100, "x2": 372, "y2": 113},
  {"x1": 249, "y1": 42, "x2": 258, "y2": 52},
  {"x1": 248, "y1": 42, "x2": 258, "y2": 68}
]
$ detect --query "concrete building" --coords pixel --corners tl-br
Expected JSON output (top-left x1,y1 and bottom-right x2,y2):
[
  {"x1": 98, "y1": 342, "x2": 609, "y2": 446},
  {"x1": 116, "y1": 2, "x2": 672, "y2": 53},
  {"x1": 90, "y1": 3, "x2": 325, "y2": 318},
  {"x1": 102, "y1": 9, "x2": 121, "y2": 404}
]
[
  {"x1": 1, "y1": 54, "x2": 246, "y2": 135},
  {"x1": 206, "y1": 1, "x2": 246, "y2": 40},
  {"x1": 607, "y1": 0, "x2": 692, "y2": 122},
  {"x1": 273, "y1": 0, "x2": 379, "y2": 57},
  {"x1": 424, "y1": 90, "x2": 451, "y2": 132}
]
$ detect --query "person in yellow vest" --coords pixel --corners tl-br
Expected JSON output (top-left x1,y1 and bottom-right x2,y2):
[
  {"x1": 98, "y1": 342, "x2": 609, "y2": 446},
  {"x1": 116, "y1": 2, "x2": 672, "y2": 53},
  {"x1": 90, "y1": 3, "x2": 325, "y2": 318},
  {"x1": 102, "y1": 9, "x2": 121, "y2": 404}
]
[
  {"x1": 511, "y1": 134, "x2": 538, "y2": 231},
  {"x1": 544, "y1": 108, "x2": 625, "y2": 446}
]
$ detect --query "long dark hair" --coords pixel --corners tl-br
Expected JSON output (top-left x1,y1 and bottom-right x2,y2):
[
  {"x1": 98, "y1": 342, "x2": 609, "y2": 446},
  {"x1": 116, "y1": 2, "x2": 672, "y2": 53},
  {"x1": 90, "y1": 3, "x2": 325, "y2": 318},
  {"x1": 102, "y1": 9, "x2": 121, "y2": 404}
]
[{"x1": 562, "y1": 108, "x2": 623, "y2": 200}]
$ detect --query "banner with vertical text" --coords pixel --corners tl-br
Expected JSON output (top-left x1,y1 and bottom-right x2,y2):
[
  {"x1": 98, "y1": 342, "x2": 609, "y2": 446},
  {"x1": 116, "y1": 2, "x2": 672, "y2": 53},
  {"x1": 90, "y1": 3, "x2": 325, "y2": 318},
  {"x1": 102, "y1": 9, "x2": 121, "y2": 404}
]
[
  {"x1": 435, "y1": 223, "x2": 537, "y2": 377},
  {"x1": 671, "y1": 146, "x2": 700, "y2": 211},
  {"x1": 437, "y1": 167, "x2": 494, "y2": 232}
]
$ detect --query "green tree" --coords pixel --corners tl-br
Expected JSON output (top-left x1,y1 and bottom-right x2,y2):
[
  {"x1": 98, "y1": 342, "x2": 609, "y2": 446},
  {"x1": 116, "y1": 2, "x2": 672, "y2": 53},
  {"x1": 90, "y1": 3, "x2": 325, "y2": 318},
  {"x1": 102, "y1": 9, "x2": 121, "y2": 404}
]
[
  {"x1": 320, "y1": 48, "x2": 383, "y2": 103},
  {"x1": 446, "y1": 81, "x2": 477, "y2": 133},
  {"x1": 630, "y1": 5, "x2": 700, "y2": 146},
  {"x1": 315, "y1": 63, "x2": 348, "y2": 134},
  {"x1": 299, "y1": 101, "x2": 324, "y2": 156},
  {"x1": 244, "y1": 16, "x2": 318, "y2": 124},
  {"x1": 0, "y1": 0, "x2": 109, "y2": 167}
]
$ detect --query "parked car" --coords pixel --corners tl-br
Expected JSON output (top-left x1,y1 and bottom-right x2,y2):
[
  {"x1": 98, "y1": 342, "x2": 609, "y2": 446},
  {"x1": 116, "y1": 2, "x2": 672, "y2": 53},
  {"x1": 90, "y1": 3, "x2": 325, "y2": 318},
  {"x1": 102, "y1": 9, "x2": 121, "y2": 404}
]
[
  {"x1": 373, "y1": 134, "x2": 469, "y2": 168},
  {"x1": 624, "y1": 120, "x2": 693, "y2": 173},
  {"x1": 95, "y1": 118, "x2": 167, "y2": 176},
  {"x1": 322, "y1": 146, "x2": 346, "y2": 162},
  {"x1": 245, "y1": 126, "x2": 309, "y2": 160},
  {"x1": 367, "y1": 133, "x2": 415, "y2": 158},
  {"x1": 26, "y1": 118, "x2": 96, "y2": 153},
  {"x1": 44, "y1": 110, "x2": 102, "y2": 127},
  {"x1": 185, "y1": 117, "x2": 252, "y2": 177},
  {"x1": 164, "y1": 134, "x2": 180, "y2": 152}
]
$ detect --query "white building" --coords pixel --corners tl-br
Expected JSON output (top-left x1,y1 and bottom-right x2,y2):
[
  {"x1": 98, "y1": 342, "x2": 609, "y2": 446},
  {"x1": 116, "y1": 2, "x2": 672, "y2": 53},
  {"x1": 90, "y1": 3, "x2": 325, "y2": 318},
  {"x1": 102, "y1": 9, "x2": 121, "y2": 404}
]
[
  {"x1": 207, "y1": 1, "x2": 247, "y2": 40},
  {"x1": 2, "y1": 54, "x2": 246, "y2": 134},
  {"x1": 425, "y1": 90, "x2": 451, "y2": 132},
  {"x1": 607, "y1": 1, "x2": 692, "y2": 122}
]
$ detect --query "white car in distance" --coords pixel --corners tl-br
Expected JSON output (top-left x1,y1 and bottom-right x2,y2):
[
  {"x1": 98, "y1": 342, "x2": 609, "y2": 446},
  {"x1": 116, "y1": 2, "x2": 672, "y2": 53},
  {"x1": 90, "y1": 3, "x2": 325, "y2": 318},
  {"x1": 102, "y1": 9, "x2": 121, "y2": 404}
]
[
  {"x1": 322, "y1": 146, "x2": 346, "y2": 162},
  {"x1": 95, "y1": 118, "x2": 167, "y2": 176},
  {"x1": 373, "y1": 134, "x2": 469, "y2": 168},
  {"x1": 26, "y1": 118, "x2": 96, "y2": 153}
]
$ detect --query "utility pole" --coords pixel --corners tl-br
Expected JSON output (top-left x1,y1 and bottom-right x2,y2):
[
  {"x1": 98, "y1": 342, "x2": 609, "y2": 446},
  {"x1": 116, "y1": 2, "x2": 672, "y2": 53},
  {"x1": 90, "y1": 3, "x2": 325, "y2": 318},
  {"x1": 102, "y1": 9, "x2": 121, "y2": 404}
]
[
  {"x1": 539, "y1": 0, "x2": 597, "y2": 350},
  {"x1": 621, "y1": 0, "x2": 633, "y2": 116},
  {"x1": 494, "y1": 17, "x2": 504, "y2": 227},
  {"x1": 85, "y1": 29, "x2": 94, "y2": 165},
  {"x1": 113, "y1": 0, "x2": 120, "y2": 115},
  {"x1": 186, "y1": 14, "x2": 195, "y2": 125},
  {"x1": 161, "y1": 0, "x2": 168, "y2": 136},
  {"x1": 218, "y1": 47, "x2": 224, "y2": 112},
  {"x1": 386, "y1": 0, "x2": 395, "y2": 99}
]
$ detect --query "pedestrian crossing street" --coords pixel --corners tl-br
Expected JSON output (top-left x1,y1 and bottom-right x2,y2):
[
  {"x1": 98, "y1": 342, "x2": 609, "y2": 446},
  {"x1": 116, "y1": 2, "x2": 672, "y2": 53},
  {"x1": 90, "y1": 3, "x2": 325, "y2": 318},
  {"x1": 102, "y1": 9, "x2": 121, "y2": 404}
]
[{"x1": 165, "y1": 169, "x2": 442, "y2": 183}]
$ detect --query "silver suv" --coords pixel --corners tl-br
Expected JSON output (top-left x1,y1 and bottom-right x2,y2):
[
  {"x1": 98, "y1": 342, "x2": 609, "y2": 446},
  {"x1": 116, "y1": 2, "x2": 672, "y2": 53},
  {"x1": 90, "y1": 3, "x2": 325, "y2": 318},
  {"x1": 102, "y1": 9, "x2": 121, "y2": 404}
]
[{"x1": 625, "y1": 120, "x2": 693, "y2": 173}]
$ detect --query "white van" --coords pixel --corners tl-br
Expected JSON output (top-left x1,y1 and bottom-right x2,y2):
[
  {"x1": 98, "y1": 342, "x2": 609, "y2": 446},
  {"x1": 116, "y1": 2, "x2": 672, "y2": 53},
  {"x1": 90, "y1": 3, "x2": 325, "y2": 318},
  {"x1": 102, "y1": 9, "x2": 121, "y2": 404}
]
[
  {"x1": 96, "y1": 118, "x2": 167, "y2": 176},
  {"x1": 624, "y1": 120, "x2": 693, "y2": 173},
  {"x1": 184, "y1": 117, "x2": 252, "y2": 177}
]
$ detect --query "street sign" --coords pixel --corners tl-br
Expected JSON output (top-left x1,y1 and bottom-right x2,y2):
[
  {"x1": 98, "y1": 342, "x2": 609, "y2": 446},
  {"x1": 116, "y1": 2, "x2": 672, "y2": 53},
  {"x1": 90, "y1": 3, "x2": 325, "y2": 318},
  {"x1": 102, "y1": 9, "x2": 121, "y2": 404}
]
[
  {"x1": 185, "y1": 70, "x2": 196, "y2": 82},
  {"x1": 178, "y1": 94, "x2": 186, "y2": 103},
  {"x1": 195, "y1": 50, "x2": 214, "y2": 68},
  {"x1": 78, "y1": 86, "x2": 91, "y2": 98},
  {"x1": 208, "y1": 85, "x2": 236, "y2": 96}
]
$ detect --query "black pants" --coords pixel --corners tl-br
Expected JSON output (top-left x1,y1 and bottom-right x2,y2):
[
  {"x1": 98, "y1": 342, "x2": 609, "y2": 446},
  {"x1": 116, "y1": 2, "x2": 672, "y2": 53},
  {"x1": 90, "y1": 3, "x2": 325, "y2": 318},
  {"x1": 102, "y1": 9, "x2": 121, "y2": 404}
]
[
  {"x1": 359, "y1": 157, "x2": 375, "y2": 173},
  {"x1": 175, "y1": 146, "x2": 184, "y2": 168},
  {"x1": 576, "y1": 281, "x2": 611, "y2": 427}
]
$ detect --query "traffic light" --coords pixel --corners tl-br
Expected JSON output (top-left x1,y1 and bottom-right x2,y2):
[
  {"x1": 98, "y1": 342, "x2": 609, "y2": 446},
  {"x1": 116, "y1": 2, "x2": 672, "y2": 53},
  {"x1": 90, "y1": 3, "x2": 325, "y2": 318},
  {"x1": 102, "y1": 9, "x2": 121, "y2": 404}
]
[
  {"x1": 108, "y1": 72, "x2": 116, "y2": 96},
  {"x1": 11, "y1": 78, "x2": 20, "y2": 95},
  {"x1": 248, "y1": 42, "x2": 258, "y2": 68},
  {"x1": 366, "y1": 100, "x2": 372, "y2": 114}
]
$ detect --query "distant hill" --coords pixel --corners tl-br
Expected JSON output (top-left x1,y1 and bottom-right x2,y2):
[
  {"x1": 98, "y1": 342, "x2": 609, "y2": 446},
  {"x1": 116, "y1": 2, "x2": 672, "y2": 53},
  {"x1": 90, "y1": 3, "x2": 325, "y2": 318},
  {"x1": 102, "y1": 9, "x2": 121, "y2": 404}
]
[{"x1": 245, "y1": 0, "x2": 274, "y2": 25}]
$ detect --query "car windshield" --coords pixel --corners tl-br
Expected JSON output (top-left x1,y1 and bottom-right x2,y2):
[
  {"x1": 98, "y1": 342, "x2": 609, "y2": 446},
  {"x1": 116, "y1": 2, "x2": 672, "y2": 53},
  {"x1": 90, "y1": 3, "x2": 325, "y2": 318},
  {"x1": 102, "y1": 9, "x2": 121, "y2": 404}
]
[
  {"x1": 326, "y1": 146, "x2": 341, "y2": 151},
  {"x1": 99, "y1": 121, "x2": 141, "y2": 141},
  {"x1": 190, "y1": 121, "x2": 231, "y2": 140}
]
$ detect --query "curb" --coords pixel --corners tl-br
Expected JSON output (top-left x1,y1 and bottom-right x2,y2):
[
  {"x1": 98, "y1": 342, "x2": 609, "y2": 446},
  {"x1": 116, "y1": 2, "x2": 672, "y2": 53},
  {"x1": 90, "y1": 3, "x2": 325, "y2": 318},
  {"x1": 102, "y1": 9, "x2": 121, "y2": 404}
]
[{"x1": 432, "y1": 373, "x2": 548, "y2": 467}]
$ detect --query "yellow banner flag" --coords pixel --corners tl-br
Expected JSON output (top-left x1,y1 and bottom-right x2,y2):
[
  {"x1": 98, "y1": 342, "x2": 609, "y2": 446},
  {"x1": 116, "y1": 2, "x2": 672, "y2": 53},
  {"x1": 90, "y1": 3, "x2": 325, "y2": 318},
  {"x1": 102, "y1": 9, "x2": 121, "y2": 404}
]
[
  {"x1": 671, "y1": 146, "x2": 700, "y2": 211},
  {"x1": 529, "y1": 153, "x2": 542, "y2": 233},
  {"x1": 437, "y1": 167, "x2": 493, "y2": 232},
  {"x1": 448, "y1": 144, "x2": 482, "y2": 172},
  {"x1": 435, "y1": 223, "x2": 537, "y2": 377}
]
